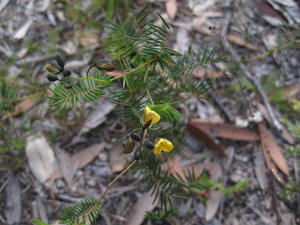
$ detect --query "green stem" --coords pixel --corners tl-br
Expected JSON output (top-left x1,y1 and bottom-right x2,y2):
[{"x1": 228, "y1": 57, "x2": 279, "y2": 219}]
[
  {"x1": 242, "y1": 39, "x2": 300, "y2": 63},
  {"x1": 71, "y1": 77, "x2": 106, "y2": 83},
  {"x1": 111, "y1": 59, "x2": 154, "y2": 81},
  {"x1": 99, "y1": 160, "x2": 137, "y2": 201}
]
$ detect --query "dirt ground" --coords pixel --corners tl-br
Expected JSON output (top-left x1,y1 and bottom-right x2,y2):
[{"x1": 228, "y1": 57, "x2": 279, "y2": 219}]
[{"x1": 0, "y1": 0, "x2": 300, "y2": 225}]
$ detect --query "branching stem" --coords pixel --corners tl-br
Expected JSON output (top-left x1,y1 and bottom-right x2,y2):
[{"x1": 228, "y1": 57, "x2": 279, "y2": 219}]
[{"x1": 99, "y1": 160, "x2": 137, "y2": 201}]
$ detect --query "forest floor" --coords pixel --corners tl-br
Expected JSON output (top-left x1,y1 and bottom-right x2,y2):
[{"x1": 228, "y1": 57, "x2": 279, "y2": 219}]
[{"x1": 0, "y1": 0, "x2": 300, "y2": 225}]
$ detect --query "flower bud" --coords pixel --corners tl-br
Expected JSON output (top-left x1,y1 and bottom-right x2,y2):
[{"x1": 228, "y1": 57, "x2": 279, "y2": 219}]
[
  {"x1": 63, "y1": 70, "x2": 71, "y2": 77},
  {"x1": 63, "y1": 79, "x2": 73, "y2": 89},
  {"x1": 47, "y1": 74, "x2": 59, "y2": 82},
  {"x1": 56, "y1": 55, "x2": 65, "y2": 69},
  {"x1": 46, "y1": 64, "x2": 61, "y2": 74},
  {"x1": 130, "y1": 132, "x2": 141, "y2": 142},
  {"x1": 144, "y1": 140, "x2": 154, "y2": 149},
  {"x1": 134, "y1": 149, "x2": 142, "y2": 160},
  {"x1": 96, "y1": 63, "x2": 116, "y2": 72}
]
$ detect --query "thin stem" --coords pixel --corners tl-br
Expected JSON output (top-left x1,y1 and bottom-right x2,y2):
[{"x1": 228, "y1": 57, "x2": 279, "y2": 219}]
[
  {"x1": 242, "y1": 39, "x2": 300, "y2": 63},
  {"x1": 71, "y1": 77, "x2": 106, "y2": 83},
  {"x1": 111, "y1": 59, "x2": 154, "y2": 81},
  {"x1": 99, "y1": 160, "x2": 137, "y2": 201},
  {"x1": 146, "y1": 88, "x2": 154, "y2": 104}
]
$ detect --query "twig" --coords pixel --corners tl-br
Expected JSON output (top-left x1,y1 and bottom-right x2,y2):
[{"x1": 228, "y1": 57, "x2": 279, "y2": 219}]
[
  {"x1": 221, "y1": 1, "x2": 283, "y2": 132},
  {"x1": 99, "y1": 160, "x2": 137, "y2": 201},
  {"x1": 209, "y1": 93, "x2": 234, "y2": 122}
]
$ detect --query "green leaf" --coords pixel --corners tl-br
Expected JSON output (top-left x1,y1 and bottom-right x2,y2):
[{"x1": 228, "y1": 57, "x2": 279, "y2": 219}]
[
  {"x1": 59, "y1": 197, "x2": 102, "y2": 225},
  {"x1": 48, "y1": 72, "x2": 112, "y2": 111},
  {"x1": 148, "y1": 103, "x2": 182, "y2": 123},
  {"x1": 32, "y1": 219, "x2": 51, "y2": 225}
]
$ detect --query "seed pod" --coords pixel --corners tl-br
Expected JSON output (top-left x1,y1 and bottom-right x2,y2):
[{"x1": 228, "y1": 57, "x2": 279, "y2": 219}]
[
  {"x1": 144, "y1": 140, "x2": 154, "y2": 149},
  {"x1": 63, "y1": 79, "x2": 73, "y2": 89},
  {"x1": 47, "y1": 74, "x2": 59, "y2": 82},
  {"x1": 63, "y1": 70, "x2": 71, "y2": 77},
  {"x1": 46, "y1": 64, "x2": 61, "y2": 74},
  {"x1": 56, "y1": 55, "x2": 65, "y2": 69},
  {"x1": 130, "y1": 132, "x2": 141, "y2": 142},
  {"x1": 122, "y1": 139, "x2": 135, "y2": 154},
  {"x1": 96, "y1": 63, "x2": 116, "y2": 72},
  {"x1": 134, "y1": 149, "x2": 142, "y2": 160}
]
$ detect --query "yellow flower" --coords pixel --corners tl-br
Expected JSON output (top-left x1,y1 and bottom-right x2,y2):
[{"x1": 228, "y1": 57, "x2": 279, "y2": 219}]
[
  {"x1": 143, "y1": 106, "x2": 161, "y2": 126},
  {"x1": 153, "y1": 138, "x2": 174, "y2": 155}
]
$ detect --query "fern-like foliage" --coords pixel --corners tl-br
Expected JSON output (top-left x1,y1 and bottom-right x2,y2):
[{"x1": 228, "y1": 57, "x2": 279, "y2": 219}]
[
  {"x1": 48, "y1": 72, "x2": 112, "y2": 111},
  {"x1": 59, "y1": 197, "x2": 102, "y2": 225},
  {"x1": 106, "y1": 5, "x2": 180, "y2": 71},
  {"x1": 44, "y1": 5, "x2": 228, "y2": 223}
]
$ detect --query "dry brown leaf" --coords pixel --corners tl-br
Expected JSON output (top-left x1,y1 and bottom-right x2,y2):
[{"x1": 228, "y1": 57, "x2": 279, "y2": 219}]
[
  {"x1": 109, "y1": 144, "x2": 131, "y2": 173},
  {"x1": 205, "y1": 162, "x2": 222, "y2": 221},
  {"x1": 191, "y1": 24, "x2": 258, "y2": 51},
  {"x1": 166, "y1": 0, "x2": 178, "y2": 20},
  {"x1": 256, "y1": 101, "x2": 294, "y2": 144},
  {"x1": 71, "y1": 143, "x2": 106, "y2": 169},
  {"x1": 205, "y1": 190, "x2": 222, "y2": 221},
  {"x1": 190, "y1": 119, "x2": 260, "y2": 141},
  {"x1": 187, "y1": 121, "x2": 226, "y2": 157},
  {"x1": 191, "y1": 16, "x2": 208, "y2": 28},
  {"x1": 255, "y1": 1, "x2": 285, "y2": 20},
  {"x1": 191, "y1": 116, "x2": 225, "y2": 124},
  {"x1": 5, "y1": 175, "x2": 22, "y2": 225},
  {"x1": 260, "y1": 142, "x2": 285, "y2": 184},
  {"x1": 55, "y1": 147, "x2": 78, "y2": 186},
  {"x1": 193, "y1": 68, "x2": 227, "y2": 79},
  {"x1": 48, "y1": 143, "x2": 106, "y2": 182},
  {"x1": 228, "y1": 34, "x2": 258, "y2": 50},
  {"x1": 13, "y1": 20, "x2": 33, "y2": 39},
  {"x1": 2, "y1": 98, "x2": 37, "y2": 120},
  {"x1": 26, "y1": 134, "x2": 56, "y2": 183},
  {"x1": 282, "y1": 85, "x2": 300, "y2": 97},
  {"x1": 125, "y1": 192, "x2": 157, "y2": 225},
  {"x1": 258, "y1": 123, "x2": 290, "y2": 177},
  {"x1": 254, "y1": 150, "x2": 268, "y2": 190},
  {"x1": 79, "y1": 99, "x2": 115, "y2": 135}
]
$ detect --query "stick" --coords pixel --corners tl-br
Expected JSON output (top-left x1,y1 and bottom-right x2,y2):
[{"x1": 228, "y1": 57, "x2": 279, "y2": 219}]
[{"x1": 221, "y1": 1, "x2": 283, "y2": 132}]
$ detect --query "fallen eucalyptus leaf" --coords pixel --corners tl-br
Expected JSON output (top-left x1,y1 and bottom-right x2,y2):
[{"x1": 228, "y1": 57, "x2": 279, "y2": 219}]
[{"x1": 26, "y1": 134, "x2": 56, "y2": 183}]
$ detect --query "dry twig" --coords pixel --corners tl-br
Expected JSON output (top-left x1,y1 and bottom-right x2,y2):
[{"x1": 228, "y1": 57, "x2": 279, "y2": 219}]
[{"x1": 220, "y1": 0, "x2": 283, "y2": 132}]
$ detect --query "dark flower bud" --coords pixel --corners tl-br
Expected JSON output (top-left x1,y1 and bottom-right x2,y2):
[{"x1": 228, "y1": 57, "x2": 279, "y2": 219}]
[
  {"x1": 122, "y1": 139, "x2": 135, "y2": 154},
  {"x1": 144, "y1": 140, "x2": 154, "y2": 149},
  {"x1": 63, "y1": 79, "x2": 73, "y2": 89},
  {"x1": 63, "y1": 70, "x2": 71, "y2": 77},
  {"x1": 46, "y1": 64, "x2": 61, "y2": 74},
  {"x1": 130, "y1": 132, "x2": 141, "y2": 142},
  {"x1": 134, "y1": 149, "x2": 142, "y2": 160},
  {"x1": 56, "y1": 55, "x2": 65, "y2": 69},
  {"x1": 47, "y1": 74, "x2": 59, "y2": 82},
  {"x1": 96, "y1": 63, "x2": 116, "y2": 72}
]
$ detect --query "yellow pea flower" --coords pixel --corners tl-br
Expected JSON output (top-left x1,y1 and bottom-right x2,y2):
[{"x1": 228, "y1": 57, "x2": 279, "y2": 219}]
[
  {"x1": 153, "y1": 138, "x2": 174, "y2": 155},
  {"x1": 143, "y1": 106, "x2": 161, "y2": 126}
]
